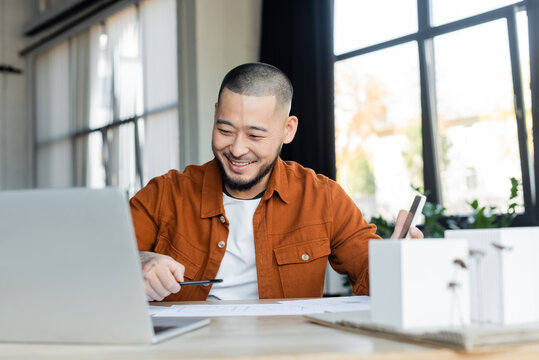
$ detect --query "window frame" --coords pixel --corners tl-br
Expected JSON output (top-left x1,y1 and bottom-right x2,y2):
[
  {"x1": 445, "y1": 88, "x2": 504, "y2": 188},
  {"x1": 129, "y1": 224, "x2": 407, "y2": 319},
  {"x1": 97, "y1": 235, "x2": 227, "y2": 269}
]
[
  {"x1": 25, "y1": 0, "x2": 185, "y2": 194},
  {"x1": 334, "y1": 0, "x2": 539, "y2": 224}
]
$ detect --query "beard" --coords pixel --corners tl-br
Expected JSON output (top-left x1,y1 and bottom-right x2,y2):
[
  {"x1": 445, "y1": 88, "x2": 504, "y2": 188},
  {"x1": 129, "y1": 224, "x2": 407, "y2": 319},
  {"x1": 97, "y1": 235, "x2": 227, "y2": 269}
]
[{"x1": 214, "y1": 151, "x2": 280, "y2": 192}]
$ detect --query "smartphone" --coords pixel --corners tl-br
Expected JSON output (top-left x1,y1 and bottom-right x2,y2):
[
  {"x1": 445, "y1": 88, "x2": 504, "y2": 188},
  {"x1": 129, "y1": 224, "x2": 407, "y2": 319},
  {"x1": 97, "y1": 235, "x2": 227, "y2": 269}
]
[{"x1": 398, "y1": 194, "x2": 426, "y2": 239}]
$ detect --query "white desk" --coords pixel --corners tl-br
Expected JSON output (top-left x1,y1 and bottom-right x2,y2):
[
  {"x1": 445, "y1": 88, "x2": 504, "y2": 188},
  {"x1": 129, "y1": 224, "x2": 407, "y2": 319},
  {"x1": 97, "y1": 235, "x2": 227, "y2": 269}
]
[{"x1": 2, "y1": 300, "x2": 539, "y2": 359}]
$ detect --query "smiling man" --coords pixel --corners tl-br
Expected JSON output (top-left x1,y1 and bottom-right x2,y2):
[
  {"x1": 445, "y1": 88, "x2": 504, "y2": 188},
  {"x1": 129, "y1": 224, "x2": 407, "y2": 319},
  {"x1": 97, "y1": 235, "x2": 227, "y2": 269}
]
[
  {"x1": 130, "y1": 62, "x2": 422, "y2": 302},
  {"x1": 212, "y1": 70, "x2": 297, "y2": 199}
]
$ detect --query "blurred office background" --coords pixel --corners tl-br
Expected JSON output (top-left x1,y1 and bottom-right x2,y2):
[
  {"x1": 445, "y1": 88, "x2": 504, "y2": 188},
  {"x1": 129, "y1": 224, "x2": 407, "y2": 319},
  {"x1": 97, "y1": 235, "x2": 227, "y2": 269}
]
[{"x1": 0, "y1": 0, "x2": 538, "y2": 294}]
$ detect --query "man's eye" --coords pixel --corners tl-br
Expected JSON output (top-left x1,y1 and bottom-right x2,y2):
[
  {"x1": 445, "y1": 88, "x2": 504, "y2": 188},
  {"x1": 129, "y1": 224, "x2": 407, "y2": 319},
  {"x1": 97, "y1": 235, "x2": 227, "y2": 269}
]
[
  {"x1": 218, "y1": 129, "x2": 231, "y2": 135},
  {"x1": 249, "y1": 134, "x2": 261, "y2": 139}
]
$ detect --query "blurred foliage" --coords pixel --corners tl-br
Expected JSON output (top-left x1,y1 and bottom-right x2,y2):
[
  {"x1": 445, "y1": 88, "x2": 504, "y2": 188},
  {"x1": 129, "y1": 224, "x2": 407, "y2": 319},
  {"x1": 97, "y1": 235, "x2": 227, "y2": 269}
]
[
  {"x1": 334, "y1": 73, "x2": 386, "y2": 200},
  {"x1": 402, "y1": 123, "x2": 424, "y2": 192},
  {"x1": 369, "y1": 215, "x2": 394, "y2": 239},
  {"x1": 370, "y1": 177, "x2": 521, "y2": 238},
  {"x1": 446, "y1": 177, "x2": 520, "y2": 230},
  {"x1": 421, "y1": 201, "x2": 447, "y2": 238},
  {"x1": 340, "y1": 148, "x2": 375, "y2": 197},
  {"x1": 342, "y1": 177, "x2": 521, "y2": 292}
]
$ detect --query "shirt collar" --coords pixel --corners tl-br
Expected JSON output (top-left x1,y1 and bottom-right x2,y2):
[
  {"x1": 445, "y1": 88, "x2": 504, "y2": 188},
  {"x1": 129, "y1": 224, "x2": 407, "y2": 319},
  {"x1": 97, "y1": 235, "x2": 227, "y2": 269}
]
[
  {"x1": 262, "y1": 157, "x2": 290, "y2": 204},
  {"x1": 201, "y1": 159, "x2": 226, "y2": 218},
  {"x1": 200, "y1": 157, "x2": 290, "y2": 219}
]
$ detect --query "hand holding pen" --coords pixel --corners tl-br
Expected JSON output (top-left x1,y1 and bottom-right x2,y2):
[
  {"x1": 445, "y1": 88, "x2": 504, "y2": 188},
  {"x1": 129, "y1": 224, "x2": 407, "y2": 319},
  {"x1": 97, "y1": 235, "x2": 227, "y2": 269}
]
[{"x1": 140, "y1": 251, "x2": 223, "y2": 301}]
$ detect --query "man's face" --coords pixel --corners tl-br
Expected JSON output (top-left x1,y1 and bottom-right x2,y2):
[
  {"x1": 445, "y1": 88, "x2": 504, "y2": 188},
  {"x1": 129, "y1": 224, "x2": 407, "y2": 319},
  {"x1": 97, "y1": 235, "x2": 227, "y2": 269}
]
[{"x1": 212, "y1": 88, "x2": 297, "y2": 198}]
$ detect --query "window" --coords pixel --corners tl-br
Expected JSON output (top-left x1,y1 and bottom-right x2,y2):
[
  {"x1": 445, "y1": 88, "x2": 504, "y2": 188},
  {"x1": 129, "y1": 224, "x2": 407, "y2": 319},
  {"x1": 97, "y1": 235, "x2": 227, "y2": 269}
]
[
  {"x1": 335, "y1": 43, "x2": 422, "y2": 217},
  {"x1": 334, "y1": 0, "x2": 538, "y2": 222},
  {"x1": 33, "y1": 0, "x2": 178, "y2": 196},
  {"x1": 434, "y1": 20, "x2": 521, "y2": 214}
]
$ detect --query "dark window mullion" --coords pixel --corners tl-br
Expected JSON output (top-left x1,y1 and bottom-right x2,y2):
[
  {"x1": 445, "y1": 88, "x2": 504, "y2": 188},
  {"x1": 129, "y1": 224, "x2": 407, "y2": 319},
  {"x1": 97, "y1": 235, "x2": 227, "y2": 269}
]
[
  {"x1": 506, "y1": 9, "x2": 535, "y2": 222},
  {"x1": 528, "y1": 0, "x2": 539, "y2": 223},
  {"x1": 68, "y1": 37, "x2": 77, "y2": 187},
  {"x1": 426, "y1": 3, "x2": 523, "y2": 38},
  {"x1": 417, "y1": 0, "x2": 430, "y2": 29},
  {"x1": 335, "y1": 2, "x2": 525, "y2": 62},
  {"x1": 418, "y1": 0, "x2": 441, "y2": 204},
  {"x1": 134, "y1": 119, "x2": 143, "y2": 189},
  {"x1": 335, "y1": 33, "x2": 418, "y2": 61},
  {"x1": 526, "y1": 0, "x2": 539, "y2": 223},
  {"x1": 134, "y1": 2, "x2": 144, "y2": 189},
  {"x1": 107, "y1": 38, "x2": 117, "y2": 188},
  {"x1": 101, "y1": 128, "x2": 111, "y2": 186}
]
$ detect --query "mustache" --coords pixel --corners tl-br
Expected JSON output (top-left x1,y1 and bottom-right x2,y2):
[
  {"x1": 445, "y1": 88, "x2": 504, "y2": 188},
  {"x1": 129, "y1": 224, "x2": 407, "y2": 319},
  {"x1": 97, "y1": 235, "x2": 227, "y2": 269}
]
[{"x1": 223, "y1": 153, "x2": 257, "y2": 162}]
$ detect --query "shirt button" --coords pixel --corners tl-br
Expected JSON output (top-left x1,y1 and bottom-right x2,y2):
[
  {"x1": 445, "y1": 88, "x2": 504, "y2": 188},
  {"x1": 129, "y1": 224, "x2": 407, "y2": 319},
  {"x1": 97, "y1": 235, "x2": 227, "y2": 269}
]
[
  {"x1": 219, "y1": 215, "x2": 226, "y2": 224},
  {"x1": 218, "y1": 241, "x2": 226, "y2": 248},
  {"x1": 301, "y1": 253, "x2": 309, "y2": 261}
]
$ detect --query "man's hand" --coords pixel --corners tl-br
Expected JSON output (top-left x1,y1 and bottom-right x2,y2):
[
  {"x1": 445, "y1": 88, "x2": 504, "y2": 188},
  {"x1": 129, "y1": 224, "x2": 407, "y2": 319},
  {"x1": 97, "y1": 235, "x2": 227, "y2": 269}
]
[
  {"x1": 390, "y1": 210, "x2": 424, "y2": 239},
  {"x1": 139, "y1": 251, "x2": 185, "y2": 301}
]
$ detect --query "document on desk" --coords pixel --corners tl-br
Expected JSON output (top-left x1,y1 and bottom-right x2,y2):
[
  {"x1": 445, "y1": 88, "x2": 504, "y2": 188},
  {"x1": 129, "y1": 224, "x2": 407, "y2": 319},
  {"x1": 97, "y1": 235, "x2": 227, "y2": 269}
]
[
  {"x1": 306, "y1": 311, "x2": 539, "y2": 351},
  {"x1": 278, "y1": 296, "x2": 371, "y2": 313},
  {"x1": 150, "y1": 296, "x2": 370, "y2": 317}
]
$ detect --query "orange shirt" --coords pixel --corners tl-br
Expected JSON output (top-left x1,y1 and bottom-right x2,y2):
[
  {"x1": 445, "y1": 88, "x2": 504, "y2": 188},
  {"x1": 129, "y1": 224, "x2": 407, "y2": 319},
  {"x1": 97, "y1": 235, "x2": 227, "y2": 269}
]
[{"x1": 130, "y1": 158, "x2": 380, "y2": 301}]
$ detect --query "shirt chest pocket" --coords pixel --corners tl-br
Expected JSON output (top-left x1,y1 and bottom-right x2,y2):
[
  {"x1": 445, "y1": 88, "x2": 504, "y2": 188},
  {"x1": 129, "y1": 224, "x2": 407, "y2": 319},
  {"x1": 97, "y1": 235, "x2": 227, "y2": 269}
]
[
  {"x1": 154, "y1": 232, "x2": 206, "y2": 281},
  {"x1": 273, "y1": 239, "x2": 331, "y2": 298}
]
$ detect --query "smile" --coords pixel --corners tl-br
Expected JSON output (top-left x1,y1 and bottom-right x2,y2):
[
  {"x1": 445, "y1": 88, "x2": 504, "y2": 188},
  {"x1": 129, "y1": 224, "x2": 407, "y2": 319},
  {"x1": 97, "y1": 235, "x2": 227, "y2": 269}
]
[
  {"x1": 230, "y1": 160, "x2": 253, "y2": 167},
  {"x1": 224, "y1": 155, "x2": 257, "y2": 173}
]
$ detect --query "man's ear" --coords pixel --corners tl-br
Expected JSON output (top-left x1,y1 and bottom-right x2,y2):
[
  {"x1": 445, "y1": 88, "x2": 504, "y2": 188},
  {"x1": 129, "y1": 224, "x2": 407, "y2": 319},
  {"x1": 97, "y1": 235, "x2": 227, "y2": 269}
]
[{"x1": 283, "y1": 116, "x2": 298, "y2": 144}]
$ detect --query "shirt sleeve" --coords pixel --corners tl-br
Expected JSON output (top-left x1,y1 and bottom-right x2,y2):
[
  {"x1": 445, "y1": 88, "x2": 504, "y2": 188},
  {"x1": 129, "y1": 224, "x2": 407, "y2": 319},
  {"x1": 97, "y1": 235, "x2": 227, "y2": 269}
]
[
  {"x1": 327, "y1": 181, "x2": 381, "y2": 295},
  {"x1": 129, "y1": 175, "x2": 166, "y2": 251}
]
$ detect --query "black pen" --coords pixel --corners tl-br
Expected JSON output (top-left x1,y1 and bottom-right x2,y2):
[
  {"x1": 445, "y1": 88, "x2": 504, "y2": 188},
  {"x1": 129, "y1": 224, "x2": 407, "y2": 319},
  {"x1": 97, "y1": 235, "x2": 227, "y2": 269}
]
[{"x1": 179, "y1": 279, "x2": 223, "y2": 286}]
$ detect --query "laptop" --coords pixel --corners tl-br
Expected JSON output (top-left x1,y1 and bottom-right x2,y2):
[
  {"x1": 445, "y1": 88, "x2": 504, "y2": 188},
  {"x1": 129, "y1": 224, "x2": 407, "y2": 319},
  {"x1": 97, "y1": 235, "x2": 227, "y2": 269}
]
[{"x1": 0, "y1": 187, "x2": 209, "y2": 344}]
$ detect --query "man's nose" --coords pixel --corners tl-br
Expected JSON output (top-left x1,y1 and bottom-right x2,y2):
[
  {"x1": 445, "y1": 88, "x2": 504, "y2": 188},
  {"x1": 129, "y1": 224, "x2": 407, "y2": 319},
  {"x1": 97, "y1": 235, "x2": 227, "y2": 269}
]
[{"x1": 230, "y1": 134, "x2": 249, "y2": 158}]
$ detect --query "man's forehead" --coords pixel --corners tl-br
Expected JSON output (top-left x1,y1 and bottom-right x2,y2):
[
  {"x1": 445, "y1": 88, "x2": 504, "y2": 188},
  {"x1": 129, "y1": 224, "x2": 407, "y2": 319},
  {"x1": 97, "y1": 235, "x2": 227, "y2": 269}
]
[{"x1": 218, "y1": 89, "x2": 289, "y2": 120}]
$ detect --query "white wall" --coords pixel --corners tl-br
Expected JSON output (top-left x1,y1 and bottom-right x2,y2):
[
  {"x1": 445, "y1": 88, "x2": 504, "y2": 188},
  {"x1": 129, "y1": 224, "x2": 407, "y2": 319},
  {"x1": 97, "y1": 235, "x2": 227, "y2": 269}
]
[
  {"x1": 195, "y1": 0, "x2": 262, "y2": 163},
  {"x1": 0, "y1": 0, "x2": 32, "y2": 189}
]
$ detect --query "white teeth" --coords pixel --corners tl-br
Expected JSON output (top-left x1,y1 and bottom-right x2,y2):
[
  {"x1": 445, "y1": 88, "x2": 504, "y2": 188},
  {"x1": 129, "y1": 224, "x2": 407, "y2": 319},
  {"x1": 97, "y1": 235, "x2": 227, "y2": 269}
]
[{"x1": 231, "y1": 160, "x2": 251, "y2": 166}]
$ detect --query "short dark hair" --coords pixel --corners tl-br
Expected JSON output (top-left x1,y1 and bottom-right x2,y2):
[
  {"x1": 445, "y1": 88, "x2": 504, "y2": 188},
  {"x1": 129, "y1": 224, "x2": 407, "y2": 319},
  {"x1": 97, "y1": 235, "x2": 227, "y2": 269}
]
[{"x1": 217, "y1": 62, "x2": 293, "y2": 113}]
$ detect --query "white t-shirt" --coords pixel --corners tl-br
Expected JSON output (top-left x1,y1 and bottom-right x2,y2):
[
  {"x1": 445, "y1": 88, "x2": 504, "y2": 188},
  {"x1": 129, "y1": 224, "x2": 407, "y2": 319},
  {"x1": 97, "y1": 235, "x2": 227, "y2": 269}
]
[{"x1": 207, "y1": 192, "x2": 260, "y2": 300}]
